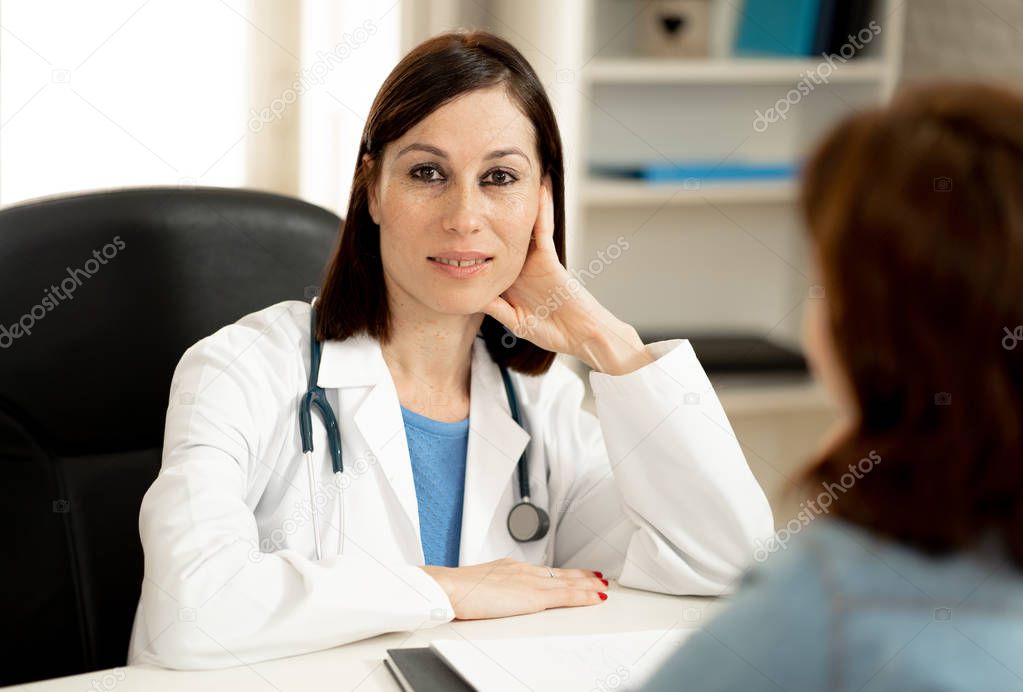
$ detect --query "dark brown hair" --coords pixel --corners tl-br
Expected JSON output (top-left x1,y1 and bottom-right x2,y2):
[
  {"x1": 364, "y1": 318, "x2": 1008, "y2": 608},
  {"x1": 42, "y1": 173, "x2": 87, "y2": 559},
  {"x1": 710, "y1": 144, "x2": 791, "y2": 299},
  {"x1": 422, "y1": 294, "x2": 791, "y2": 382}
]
[
  {"x1": 315, "y1": 30, "x2": 566, "y2": 375},
  {"x1": 800, "y1": 82, "x2": 1023, "y2": 566}
]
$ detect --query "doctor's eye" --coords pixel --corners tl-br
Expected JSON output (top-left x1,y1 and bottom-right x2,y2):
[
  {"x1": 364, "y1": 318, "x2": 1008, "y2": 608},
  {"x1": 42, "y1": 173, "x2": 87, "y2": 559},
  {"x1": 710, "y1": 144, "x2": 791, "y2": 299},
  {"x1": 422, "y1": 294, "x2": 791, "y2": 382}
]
[
  {"x1": 409, "y1": 164, "x2": 445, "y2": 183},
  {"x1": 481, "y1": 168, "x2": 518, "y2": 187}
]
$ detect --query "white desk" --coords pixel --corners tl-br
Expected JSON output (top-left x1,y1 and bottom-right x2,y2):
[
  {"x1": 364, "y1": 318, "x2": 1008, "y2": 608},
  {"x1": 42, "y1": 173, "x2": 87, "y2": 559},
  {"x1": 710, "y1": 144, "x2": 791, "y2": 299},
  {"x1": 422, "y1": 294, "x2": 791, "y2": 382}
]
[{"x1": 14, "y1": 582, "x2": 720, "y2": 692}]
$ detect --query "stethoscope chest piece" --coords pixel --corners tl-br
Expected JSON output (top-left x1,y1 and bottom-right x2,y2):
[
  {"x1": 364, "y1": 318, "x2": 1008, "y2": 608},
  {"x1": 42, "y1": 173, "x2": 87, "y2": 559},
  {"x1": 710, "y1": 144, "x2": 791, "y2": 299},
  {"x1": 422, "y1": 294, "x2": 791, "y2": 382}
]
[{"x1": 507, "y1": 499, "x2": 550, "y2": 542}]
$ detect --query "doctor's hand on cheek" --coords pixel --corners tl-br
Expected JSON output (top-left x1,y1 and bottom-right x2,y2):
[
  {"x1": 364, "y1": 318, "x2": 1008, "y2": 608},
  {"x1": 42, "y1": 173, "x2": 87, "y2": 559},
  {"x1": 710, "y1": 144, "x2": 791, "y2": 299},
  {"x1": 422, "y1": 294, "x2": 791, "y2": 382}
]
[
  {"x1": 483, "y1": 175, "x2": 654, "y2": 377},
  {"x1": 420, "y1": 559, "x2": 608, "y2": 619}
]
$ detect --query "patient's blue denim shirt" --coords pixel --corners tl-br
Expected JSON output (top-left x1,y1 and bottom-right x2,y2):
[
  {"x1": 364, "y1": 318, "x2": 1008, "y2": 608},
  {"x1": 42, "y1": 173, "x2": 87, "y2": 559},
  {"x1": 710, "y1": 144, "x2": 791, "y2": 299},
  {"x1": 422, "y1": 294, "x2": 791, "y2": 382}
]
[{"x1": 642, "y1": 517, "x2": 1023, "y2": 691}]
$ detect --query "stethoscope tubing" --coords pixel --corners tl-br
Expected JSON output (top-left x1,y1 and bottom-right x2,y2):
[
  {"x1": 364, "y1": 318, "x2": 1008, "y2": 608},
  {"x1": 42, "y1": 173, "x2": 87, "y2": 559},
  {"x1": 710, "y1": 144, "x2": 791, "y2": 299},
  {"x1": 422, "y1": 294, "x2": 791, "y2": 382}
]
[{"x1": 299, "y1": 299, "x2": 547, "y2": 559}]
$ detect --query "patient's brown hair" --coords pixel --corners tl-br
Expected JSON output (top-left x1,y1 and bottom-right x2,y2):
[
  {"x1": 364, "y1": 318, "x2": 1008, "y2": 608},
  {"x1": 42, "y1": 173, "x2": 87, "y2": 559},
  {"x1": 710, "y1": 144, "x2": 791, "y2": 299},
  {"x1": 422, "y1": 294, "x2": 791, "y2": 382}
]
[{"x1": 800, "y1": 82, "x2": 1023, "y2": 567}]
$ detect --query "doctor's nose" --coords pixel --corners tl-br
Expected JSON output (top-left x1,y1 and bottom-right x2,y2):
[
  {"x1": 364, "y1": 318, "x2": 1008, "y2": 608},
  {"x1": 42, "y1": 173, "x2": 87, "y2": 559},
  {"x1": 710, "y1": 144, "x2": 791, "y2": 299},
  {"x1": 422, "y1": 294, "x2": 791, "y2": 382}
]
[{"x1": 440, "y1": 180, "x2": 484, "y2": 236}]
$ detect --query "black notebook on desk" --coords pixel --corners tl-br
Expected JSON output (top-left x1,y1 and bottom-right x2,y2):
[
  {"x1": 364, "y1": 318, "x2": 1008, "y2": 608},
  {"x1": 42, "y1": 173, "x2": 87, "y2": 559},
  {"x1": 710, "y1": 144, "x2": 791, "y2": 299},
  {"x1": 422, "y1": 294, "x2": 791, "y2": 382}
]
[{"x1": 384, "y1": 647, "x2": 476, "y2": 691}]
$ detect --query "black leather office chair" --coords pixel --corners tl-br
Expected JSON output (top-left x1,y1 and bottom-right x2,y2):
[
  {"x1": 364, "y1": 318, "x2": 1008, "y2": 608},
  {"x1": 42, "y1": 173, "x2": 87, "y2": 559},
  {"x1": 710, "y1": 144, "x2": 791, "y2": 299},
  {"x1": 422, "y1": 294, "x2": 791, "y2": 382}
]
[{"x1": 0, "y1": 187, "x2": 341, "y2": 686}]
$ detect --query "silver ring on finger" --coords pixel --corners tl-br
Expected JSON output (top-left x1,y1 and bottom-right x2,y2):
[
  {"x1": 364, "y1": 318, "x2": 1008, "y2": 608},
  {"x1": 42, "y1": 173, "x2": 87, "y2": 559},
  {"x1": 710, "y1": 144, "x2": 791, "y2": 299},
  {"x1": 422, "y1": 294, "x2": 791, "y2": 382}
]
[{"x1": 546, "y1": 566, "x2": 554, "y2": 578}]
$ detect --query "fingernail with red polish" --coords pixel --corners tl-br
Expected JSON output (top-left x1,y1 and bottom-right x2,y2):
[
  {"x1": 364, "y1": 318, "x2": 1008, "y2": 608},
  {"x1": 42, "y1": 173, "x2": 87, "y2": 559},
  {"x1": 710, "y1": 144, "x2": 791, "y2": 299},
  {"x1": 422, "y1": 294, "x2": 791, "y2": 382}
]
[
  {"x1": 598, "y1": 592, "x2": 608, "y2": 600},
  {"x1": 593, "y1": 571, "x2": 603, "y2": 578},
  {"x1": 600, "y1": 578, "x2": 608, "y2": 586}
]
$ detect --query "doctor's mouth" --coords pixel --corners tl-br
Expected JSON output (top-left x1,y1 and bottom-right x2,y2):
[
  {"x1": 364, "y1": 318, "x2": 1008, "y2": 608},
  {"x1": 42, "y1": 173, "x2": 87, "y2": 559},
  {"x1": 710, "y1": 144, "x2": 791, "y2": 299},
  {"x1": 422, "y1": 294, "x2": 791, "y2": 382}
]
[{"x1": 426, "y1": 251, "x2": 493, "y2": 278}]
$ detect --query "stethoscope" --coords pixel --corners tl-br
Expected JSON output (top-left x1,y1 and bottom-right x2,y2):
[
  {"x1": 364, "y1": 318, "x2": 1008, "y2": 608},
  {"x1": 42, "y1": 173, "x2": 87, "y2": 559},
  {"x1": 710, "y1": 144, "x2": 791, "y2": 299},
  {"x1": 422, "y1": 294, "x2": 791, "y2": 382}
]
[{"x1": 298, "y1": 299, "x2": 550, "y2": 561}]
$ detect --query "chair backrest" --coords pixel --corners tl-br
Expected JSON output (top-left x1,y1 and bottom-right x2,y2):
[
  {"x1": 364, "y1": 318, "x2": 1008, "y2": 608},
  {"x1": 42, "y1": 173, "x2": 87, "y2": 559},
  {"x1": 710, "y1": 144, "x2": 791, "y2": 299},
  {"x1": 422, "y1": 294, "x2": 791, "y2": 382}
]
[{"x1": 0, "y1": 187, "x2": 341, "y2": 685}]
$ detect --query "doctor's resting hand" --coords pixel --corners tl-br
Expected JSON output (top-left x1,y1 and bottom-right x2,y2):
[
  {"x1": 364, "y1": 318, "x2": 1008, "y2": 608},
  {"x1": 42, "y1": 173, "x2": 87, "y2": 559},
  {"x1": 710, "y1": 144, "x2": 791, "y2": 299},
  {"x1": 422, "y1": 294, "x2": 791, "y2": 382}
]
[{"x1": 421, "y1": 559, "x2": 608, "y2": 619}]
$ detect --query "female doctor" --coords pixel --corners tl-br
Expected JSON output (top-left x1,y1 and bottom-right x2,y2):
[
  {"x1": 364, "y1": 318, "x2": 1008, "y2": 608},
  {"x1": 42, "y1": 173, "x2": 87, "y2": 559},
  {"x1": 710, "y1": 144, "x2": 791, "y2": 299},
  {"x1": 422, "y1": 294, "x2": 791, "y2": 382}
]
[{"x1": 128, "y1": 30, "x2": 774, "y2": 669}]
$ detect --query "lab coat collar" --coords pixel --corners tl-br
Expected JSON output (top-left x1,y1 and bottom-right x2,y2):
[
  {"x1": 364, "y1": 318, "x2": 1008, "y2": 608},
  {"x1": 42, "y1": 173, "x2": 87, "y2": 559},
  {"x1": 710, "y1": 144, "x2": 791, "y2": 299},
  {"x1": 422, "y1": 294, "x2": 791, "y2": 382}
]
[
  {"x1": 315, "y1": 333, "x2": 531, "y2": 565},
  {"x1": 317, "y1": 332, "x2": 387, "y2": 388}
]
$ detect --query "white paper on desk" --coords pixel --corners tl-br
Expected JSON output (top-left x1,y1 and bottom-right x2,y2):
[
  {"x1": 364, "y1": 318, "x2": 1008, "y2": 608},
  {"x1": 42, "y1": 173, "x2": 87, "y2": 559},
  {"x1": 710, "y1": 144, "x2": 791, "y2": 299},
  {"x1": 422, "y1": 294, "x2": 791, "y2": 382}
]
[{"x1": 430, "y1": 628, "x2": 692, "y2": 692}]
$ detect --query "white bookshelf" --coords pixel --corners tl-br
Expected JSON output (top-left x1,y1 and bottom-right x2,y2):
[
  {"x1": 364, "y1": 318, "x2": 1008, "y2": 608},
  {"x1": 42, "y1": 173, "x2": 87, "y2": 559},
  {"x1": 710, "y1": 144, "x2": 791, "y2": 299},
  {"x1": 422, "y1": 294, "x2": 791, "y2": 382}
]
[
  {"x1": 585, "y1": 57, "x2": 889, "y2": 85},
  {"x1": 582, "y1": 177, "x2": 797, "y2": 207},
  {"x1": 574, "y1": 0, "x2": 905, "y2": 373}
]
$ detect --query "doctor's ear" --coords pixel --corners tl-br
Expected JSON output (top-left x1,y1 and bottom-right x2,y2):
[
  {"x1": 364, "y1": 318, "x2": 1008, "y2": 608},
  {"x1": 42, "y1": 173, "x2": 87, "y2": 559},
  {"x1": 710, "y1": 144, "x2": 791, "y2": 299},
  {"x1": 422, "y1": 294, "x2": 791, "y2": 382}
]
[{"x1": 362, "y1": 153, "x2": 380, "y2": 225}]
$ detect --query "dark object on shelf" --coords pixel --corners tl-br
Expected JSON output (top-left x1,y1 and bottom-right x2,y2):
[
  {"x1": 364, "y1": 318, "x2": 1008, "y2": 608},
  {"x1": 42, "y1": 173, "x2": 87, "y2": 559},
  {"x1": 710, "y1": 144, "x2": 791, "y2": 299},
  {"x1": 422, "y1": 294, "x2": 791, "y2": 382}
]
[
  {"x1": 639, "y1": 332, "x2": 808, "y2": 374},
  {"x1": 811, "y1": 0, "x2": 840, "y2": 54},
  {"x1": 638, "y1": 0, "x2": 711, "y2": 58},
  {"x1": 823, "y1": 0, "x2": 874, "y2": 56}
]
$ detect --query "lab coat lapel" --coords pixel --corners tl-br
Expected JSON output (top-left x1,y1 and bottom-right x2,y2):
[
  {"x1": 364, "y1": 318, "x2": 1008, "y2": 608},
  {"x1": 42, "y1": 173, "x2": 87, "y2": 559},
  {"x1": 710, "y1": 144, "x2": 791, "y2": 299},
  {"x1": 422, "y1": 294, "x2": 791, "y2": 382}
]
[
  {"x1": 459, "y1": 337, "x2": 531, "y2": 566},
  {"x1": 315, "y1": 333, "x2": 531, "y2": 567},
  {"x1": 316, "y1": 334, "x2": 423, "y2": 558}
]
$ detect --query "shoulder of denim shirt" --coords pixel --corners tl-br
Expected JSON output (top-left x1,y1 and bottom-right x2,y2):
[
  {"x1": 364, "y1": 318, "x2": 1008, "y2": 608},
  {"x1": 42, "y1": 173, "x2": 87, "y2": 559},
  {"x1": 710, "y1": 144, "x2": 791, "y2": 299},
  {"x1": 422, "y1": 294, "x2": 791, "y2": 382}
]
[
  {"x1": 798, "y1": 515, "x2": 1021, "y2": 607},
  {"x1": 637, "y1": 518, "x2": 835, "y2": 692},
  {"x1": 748, "y1": 515, "x2": 1022, "y2": 607},
  {"x1": 736, "y1": 515, "x2": 839, "y2": 593}
]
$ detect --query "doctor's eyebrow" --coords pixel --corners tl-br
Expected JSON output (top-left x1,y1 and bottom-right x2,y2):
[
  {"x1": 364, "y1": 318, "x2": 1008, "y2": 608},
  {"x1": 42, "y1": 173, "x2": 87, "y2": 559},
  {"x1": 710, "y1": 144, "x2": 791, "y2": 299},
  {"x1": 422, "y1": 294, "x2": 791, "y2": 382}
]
[
  {"x1": 487, "y1": 147, "x2": 532, "y2": 169},
  {"x1": 396, "y1": 143, "x2": 447, "y2": 159},
  {"x1": 395, "y1": 142, "x2": 532, "y2": 169}
]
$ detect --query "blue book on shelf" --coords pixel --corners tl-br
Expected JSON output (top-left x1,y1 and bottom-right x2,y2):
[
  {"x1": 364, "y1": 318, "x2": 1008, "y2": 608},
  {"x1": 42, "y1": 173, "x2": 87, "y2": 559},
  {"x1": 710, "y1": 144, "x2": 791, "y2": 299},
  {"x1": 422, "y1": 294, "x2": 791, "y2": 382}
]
[
  {"x1": 642, "y1": 162, "x2": 797, "y2": 182},
  {"x1": 591, "y1": 162, "x2": 798, "y2": 183},
  {"x1": 734, "y1": 0, "x2": 822, "y2": 57}
]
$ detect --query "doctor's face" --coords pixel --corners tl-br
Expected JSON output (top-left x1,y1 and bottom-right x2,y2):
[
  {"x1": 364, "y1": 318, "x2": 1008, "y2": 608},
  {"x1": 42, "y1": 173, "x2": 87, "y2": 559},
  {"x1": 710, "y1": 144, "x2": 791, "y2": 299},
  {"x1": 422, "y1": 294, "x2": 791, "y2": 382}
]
[{"x1": 366, "y1": 85, "x2": 541, "y2": 319}]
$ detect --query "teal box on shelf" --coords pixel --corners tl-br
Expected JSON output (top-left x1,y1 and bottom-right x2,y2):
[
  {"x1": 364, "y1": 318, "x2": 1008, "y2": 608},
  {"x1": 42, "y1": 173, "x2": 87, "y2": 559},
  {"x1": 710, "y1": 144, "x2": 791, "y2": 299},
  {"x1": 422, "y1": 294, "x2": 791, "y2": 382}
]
[{"x1": 733, "y1": 0, "x2": 822, "y2": 57}]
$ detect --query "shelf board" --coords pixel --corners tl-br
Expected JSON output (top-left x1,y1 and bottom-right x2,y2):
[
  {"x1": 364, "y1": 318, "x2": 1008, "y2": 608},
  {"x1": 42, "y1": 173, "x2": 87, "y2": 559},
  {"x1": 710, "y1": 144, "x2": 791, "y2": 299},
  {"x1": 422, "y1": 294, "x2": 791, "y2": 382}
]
[
  {"x1": 577, "y1": 367, "x2": 834, "y2": 416},
  {"x1": 585, "y1": 57, "x2": 887, "y2": 85},
  {"x1": 581, "y1": 177, "x2": 797, "y2": 207},
  {"x1": 713, "y1": 377, "x2": 836, "y2": 416}
]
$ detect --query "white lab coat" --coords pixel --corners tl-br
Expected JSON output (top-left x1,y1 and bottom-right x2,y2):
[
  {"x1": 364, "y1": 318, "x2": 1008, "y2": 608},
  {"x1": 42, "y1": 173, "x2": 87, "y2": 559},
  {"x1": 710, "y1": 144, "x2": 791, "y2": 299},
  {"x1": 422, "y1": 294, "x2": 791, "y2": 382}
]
[{"x1": 127, "y1": 299, "x2": 774, "y2": 669}]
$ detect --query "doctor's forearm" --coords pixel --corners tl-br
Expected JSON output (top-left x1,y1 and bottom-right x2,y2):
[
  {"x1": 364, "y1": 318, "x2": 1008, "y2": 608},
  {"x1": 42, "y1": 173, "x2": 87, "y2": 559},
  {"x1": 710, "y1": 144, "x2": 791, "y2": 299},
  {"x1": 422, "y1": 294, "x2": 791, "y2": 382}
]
[
  {"x1": 574, "y1": 319, "x2": 655, "y2": 376},
  {"x1": 579, "y1": 338, "x2": 775, "y2": 591}
]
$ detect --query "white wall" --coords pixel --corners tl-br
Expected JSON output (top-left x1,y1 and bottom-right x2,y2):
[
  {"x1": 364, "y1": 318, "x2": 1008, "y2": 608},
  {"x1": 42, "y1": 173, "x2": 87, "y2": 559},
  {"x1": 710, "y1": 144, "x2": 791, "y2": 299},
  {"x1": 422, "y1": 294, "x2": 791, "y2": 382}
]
[
  {"x1": 0, "y1": 0, "x2": 248, "y2": 207},
  {"x1": 900, "y1": 0, "x2": 1023, "y2": 85}
]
